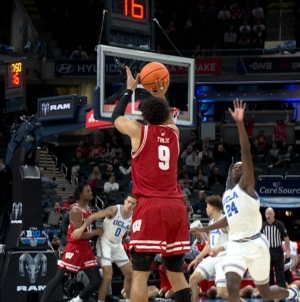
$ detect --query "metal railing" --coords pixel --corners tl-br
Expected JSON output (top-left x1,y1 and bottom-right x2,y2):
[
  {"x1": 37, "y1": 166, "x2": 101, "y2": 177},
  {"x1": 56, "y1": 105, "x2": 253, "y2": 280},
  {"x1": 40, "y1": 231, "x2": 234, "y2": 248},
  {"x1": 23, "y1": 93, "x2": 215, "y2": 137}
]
[
  {"x1": 60, "y1": 163, "x2": 67, "y2": 191},
  {"x1": 51, "y1": 154, "x2": 57, "y2": 181},
  {"x1": 258, "y1": 175, "x2": 284, "y2": 180},
  {"x1": 95, "y1": 195, "x2": 105, "y2": 211},
  {"x1": 71, "y1": 172, "x2": 78, "y2": 191},
  {"x1": 43, "y1": 146, "x2": 48, "y2": 170}
]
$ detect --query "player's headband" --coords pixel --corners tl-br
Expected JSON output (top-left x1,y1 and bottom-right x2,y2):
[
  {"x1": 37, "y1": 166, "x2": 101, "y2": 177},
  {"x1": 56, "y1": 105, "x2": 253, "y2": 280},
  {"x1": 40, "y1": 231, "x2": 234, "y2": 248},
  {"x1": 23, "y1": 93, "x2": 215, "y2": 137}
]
[{"x1": 234, "y1": 161, "x2": 242, "y2": 167}]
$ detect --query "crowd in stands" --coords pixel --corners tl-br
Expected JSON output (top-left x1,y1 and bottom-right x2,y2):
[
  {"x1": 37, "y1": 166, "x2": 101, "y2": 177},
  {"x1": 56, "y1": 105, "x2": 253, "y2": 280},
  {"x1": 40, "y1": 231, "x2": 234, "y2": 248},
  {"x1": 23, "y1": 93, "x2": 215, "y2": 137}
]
[{"x1": 32, "y1": 0, "x2": 271, "y2": 59}]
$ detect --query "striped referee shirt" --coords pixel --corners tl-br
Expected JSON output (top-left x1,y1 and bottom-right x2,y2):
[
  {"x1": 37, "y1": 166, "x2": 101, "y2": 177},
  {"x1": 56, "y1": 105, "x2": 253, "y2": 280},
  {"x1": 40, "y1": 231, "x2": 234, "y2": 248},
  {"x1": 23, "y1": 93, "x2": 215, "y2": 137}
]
[{"x1": 262, "y1": 220, "x2": 288, "y2": 248}]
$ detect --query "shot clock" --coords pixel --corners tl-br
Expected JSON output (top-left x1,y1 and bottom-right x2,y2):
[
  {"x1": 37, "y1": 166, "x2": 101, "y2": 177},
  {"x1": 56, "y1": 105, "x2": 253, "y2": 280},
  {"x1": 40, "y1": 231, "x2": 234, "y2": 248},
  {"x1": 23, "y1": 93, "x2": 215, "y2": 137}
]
[
  {"x1": 5, "y1": 59, "x2": 26, "y2": 112},
  {"x1": 104, "y1": 0, "x2": 154, "y2": 50}
]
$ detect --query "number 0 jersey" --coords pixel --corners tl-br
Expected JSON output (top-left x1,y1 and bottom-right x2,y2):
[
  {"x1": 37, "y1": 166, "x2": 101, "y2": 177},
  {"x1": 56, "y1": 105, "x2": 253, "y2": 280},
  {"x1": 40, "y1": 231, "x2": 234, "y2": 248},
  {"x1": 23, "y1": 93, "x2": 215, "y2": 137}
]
[
  {"x1": 102, "y1": 205, "x2": 132, "y2": 244},
  {"x1": 131, "y1": 125, "x2": 182, "y2": 199},
  {"x1": 222, "y1": 184, "x2": 262, "y2": 241}
]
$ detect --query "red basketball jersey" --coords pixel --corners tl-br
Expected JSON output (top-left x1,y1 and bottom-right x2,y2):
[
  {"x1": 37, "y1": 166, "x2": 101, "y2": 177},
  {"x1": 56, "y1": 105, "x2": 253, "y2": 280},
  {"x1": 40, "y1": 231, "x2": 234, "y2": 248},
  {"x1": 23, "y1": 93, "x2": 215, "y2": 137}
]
[
  {"x1": 67, "y1": 204, "x2": 93, "y2": 245},
  {"x1": 131, "y1": 125, "x2": 182, "y2": 199}
]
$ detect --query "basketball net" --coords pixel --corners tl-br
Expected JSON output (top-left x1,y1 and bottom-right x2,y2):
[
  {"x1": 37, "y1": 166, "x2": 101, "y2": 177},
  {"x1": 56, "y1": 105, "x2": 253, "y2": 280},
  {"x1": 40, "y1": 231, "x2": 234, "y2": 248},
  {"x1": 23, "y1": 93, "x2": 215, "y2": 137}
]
[{"x1": 170, "y1": 107, "x2": 180, "y2": 124}]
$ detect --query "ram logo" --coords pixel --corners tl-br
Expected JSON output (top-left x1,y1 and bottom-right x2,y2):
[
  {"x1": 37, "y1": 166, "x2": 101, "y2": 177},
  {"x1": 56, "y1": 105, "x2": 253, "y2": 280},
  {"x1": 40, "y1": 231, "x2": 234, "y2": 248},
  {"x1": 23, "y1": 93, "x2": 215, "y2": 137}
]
[
  {"x1": 41, "y1": 103, "x2": 50, "y2": 115},
  {"x1": 19, "y1": 253, "x2": 47, "y2": 283}
]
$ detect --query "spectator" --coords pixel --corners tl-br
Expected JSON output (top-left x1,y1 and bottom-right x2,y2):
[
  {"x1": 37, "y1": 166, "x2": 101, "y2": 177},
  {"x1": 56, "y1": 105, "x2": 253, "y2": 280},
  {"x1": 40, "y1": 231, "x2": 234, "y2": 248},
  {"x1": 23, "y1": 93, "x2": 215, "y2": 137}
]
[
  {"x1": 242, "y1": 4, "x2": 253, "y2": 22},
  {"x1": 251, "y1": 140, "x2": 265, "y2": 160},
  {"x1": 102, "y1": 164, "x2": 116, "y2": 180},
  {"x1": 252, "y1": 26, "x2": 267, "y2": 48},
  {"x1": 186, "y1": 149, "x2": 201, "y2": 168},
  {"x1": 253, "y1": 19, "x2": 266, "y2": 32},
  {"x1": 202, "y1": 137, "x2": 214, "y2": 150},
  {"x1": 224, "y1": 25, "x2": 237, "y2": 48},
  {"x1": 206, "y1": 0, "x2": 218, "y2": 18},
  {"x1": 269, "y1": 145, "x2": 296, "y2": 169},
  {"x1": 70, "y1": 149, "x2": 87, "y2": 175},
  {"x1": 89, "y1": 139, "x2": 103, "y2": 161},
  {"x1": 182, "y1": 194, "x2": 194, "y2": 218},
  {"x1": 62, "y1": 195, "x2": 75, "y2": 210},
  {"x1": 239, "y1": 20, "x2": 251, "y2": 34},
  {"x1": 48, "y1": 232, "x2": 61, "y2": 260},
  {"x1": 252, "y1": 2, "x2": 264, "y2": 20},
  {"x1": 84, "y1": 135, "x2": 92, "y2": 149},
  {"x1": 103, "y1": 175, "x2": 119, "y2": 193},
  {"x1": 180, "y1": 145, "x2": 193, "y2": 161},
  {"x1": 40, "y1": 168, "x2": 59, "y2": 188},
  {"x1": 186, "y1": 131, "x2": 201, "y2": 150},
  {"x1": 54, "y1": 202, "x2": 61, "y2": 213},
  {"x1": 178, "y1": 164, "x2": 195, "y2": 180},
  {"x1": 193, "y1": 168, "x2": 209, "y2": 184},
  {"x1": 214, "y1": 145, "x2": 230, "y2": 164},
  {"x1": 103, "y1": 142, "x2": 116, "y2": 158},
  {"x1": 87, "y1": 166, "x2": 102, "y2": 183},
  {"x1": 257, "y1": 130, "x2": 268, "y2": 150},
  {"x1": 218, "y1": 5, "x2": 231, "y2": 19},
  {"x1": 268, "y1": 142, "x2": 280, "y2": 168},
  {"x1": 208, "y1": 167, "x2": 225, "y2": 188},
  {"x1": 178, "y1": 179, "x2": 191, "y2": 196},
  {"x1": 193, "y1": 191, "x2": 207, "y2": 218},
  {"x1": 193, "y1": 173, "x2": 209, "y2": 191},
  {"x1": 238, "y1": 28, "x2": 251, "y2": 47},
  {"x1": 70, "y1": 45, "x2": 88, "y2": 59},
  {"x1": 230, "y1": 3, "x2": 243, "y2": 19},
  {"x1": 192, "y1": 43, "x2": 205, "y2": 58},
  {"x1": 111, "y1": 135, "x2": 122, "y2": 150},
  {"x1": 273, "y1": 112, "x2": 289, "y2": 148},
  {"x1": 119, "y1": 159, "x2": 131, "y2": 176},
  {"x1": 201, "y1": 148, "x2": 215, "y2": 169},
  {"x1": 74, "y1": 141, "x2": 88, "y2": 157}
]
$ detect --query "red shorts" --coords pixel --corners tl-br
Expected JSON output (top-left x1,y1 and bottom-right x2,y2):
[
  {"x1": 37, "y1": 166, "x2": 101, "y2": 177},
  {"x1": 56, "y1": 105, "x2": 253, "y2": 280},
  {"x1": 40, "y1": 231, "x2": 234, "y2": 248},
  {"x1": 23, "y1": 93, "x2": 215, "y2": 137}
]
[
  {"x1": 60, "y1": 242, "x2": 98, "y2": 273},
  {"x1": 130, "y1": 197, "x2": 190, "y2": 256}
]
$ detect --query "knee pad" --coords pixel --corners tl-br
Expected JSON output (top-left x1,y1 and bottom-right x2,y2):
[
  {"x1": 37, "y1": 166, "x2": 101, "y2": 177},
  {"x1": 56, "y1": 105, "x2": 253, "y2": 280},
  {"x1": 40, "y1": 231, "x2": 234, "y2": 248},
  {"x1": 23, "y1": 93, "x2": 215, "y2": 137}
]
[
  {"x1": 175, "y1": 288, "x2": 192, "y2": 302},
  {"x1": 162, "y1": 254, "x2": 185, "y2": 272}
]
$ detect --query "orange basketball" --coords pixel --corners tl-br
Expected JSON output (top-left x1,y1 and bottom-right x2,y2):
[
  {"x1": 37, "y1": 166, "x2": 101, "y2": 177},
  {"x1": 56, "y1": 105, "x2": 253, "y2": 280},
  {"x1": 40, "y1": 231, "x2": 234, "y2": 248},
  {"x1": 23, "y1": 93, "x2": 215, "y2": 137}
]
[{"x1": 139, "y1": 62, "x2": 170, "y2": 91}]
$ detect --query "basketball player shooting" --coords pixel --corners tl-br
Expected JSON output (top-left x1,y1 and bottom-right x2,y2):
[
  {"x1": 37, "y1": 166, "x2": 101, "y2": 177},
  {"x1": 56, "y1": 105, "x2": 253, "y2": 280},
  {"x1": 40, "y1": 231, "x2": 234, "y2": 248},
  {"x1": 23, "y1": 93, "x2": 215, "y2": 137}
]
[
  {"x1": 72, "y1": 194, "x2": 137, "y2": 302},
  {"x1": 190, "y1": 99, "x2": 299, "y2": 302},
  {"x1": 107, "y1": 66, "x2": 192, "y2": 302}
]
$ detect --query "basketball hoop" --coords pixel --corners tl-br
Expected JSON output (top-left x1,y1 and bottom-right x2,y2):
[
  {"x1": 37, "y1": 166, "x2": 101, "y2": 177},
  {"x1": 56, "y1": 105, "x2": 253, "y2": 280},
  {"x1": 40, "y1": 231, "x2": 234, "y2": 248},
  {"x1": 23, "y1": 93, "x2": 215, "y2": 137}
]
[{"x1": 170, "y1": 107, "x2": 180, "y2": 123}]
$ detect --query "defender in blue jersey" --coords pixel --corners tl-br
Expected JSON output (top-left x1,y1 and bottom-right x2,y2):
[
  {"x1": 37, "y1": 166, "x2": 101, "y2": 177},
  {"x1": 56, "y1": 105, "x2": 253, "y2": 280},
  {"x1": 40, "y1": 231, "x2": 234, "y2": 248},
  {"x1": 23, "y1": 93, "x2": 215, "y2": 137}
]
[
  {"x1": 191, "y1": 100, "x2": 299, "y2": 302},
  {"x1": 72, "y1": 194, "x2": 137, "y2": 302}
]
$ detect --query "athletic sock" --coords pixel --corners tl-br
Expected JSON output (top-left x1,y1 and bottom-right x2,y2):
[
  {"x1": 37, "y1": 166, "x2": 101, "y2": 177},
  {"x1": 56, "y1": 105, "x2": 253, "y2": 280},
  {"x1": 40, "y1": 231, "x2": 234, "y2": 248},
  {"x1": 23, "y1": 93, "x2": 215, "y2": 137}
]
[
  {"x1": 98, "y1": 300, "x2": 104, "y2": 302},
  {"x1": 287, "y1": 284, "x2": 298, "y2": 299},
  {"x1": 125, "y1": 299, "x2": 130, "y2": 302},
  {"x1": 73, "y1": 295, "x2": 83, "y2": 302}
]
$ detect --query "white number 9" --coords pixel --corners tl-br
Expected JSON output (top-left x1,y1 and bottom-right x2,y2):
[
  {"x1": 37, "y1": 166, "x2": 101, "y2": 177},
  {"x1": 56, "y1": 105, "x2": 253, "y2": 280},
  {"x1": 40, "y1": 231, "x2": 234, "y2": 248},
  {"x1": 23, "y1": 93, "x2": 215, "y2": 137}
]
[{"x1": 158, "y1": 145, "x2": 170, "y2": 170}]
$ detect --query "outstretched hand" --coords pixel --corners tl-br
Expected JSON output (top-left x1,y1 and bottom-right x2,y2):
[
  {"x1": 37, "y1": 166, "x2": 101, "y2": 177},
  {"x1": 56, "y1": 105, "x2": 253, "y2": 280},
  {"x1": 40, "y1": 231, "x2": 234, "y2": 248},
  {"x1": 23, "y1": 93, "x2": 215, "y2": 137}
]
[
  {"x1": 149, "y1": 79, "x2": 169, "y2": 99},
  {"x1": 190, "y1": 227, "x2": 205, "y2": 235},
  {"x1": 228, "y1": 99, "x2": 246, "y2": 123},
  {"x1": 126, "y1": 66, "x2": 139, "y2": 91}
]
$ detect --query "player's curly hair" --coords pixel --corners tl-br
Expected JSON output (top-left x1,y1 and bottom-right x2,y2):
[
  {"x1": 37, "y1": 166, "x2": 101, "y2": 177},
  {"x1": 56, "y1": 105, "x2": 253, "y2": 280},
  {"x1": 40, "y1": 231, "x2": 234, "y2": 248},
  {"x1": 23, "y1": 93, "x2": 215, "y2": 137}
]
[
  {"x1": 140, "y1": 97, "x2": 170, "y2": 125},
  {"x1": 74, "y1": 181, "x2": 90, "y2": 201},
  {"x1": 205, "y1": 195, "x2": 223, "y2": 211}
]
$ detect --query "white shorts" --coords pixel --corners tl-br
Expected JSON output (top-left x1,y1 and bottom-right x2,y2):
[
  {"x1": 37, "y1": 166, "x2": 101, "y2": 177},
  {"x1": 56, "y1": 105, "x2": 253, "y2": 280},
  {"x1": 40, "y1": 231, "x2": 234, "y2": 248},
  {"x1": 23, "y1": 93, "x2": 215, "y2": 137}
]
[
  {"x1": 223, "y1": 234, "x2": 270, "y2": 285},
  {"x1": 195, "y1": 254, "x2": 226, "y2": 287},
  {"x1": 96, "y1": 236, "x2": 129, "y2": 267}
]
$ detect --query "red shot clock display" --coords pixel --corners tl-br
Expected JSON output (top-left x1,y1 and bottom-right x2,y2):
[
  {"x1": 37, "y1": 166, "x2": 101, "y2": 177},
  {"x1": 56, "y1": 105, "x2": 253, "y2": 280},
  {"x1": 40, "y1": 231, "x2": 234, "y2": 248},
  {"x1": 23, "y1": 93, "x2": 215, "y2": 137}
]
[
  {"x1": 7, "y1": 62, "x2": 23, "y2": 88},
  {"x1": 104, "y1": 0, "x2": 154, "y2": 49},
  {"x1": 5, "y1": 60, "x2": 26, "y2": 112}
]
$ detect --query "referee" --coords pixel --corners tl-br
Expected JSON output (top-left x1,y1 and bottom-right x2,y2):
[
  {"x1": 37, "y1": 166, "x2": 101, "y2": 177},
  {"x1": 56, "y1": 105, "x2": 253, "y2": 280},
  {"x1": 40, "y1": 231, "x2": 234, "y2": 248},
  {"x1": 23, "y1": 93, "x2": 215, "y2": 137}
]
[{"x1": 262, "y1": 207, "x2": 290, "y2": 288}]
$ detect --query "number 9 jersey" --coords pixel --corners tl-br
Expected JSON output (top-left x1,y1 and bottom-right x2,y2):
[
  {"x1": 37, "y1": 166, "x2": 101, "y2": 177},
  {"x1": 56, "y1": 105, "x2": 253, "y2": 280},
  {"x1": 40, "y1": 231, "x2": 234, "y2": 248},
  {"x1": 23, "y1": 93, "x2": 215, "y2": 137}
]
[{"x1": 131, "y1": 125, "x2": 182, "y2": 199}]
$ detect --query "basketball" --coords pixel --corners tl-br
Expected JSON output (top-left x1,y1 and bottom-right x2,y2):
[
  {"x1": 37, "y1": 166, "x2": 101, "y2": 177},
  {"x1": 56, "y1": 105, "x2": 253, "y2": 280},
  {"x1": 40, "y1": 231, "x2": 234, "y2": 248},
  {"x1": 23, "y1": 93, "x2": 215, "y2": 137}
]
[{"x1": 139, "y1": 62, "x2": 170, "y2": 91}]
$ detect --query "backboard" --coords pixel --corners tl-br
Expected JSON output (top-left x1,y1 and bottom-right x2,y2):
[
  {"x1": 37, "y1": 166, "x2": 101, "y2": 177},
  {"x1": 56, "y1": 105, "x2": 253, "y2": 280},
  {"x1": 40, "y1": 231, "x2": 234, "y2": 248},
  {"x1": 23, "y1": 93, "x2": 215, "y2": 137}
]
[{"x1": 94, "y1": 45, "x2": 196, "y2": 127}]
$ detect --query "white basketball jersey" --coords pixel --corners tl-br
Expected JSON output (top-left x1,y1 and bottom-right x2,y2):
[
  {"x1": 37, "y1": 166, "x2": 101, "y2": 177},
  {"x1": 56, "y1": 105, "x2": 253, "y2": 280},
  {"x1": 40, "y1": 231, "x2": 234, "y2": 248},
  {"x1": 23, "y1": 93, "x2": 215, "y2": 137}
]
[
  {"x1": 102, "y1": 205, "x2": 132, "y2": 244},
  {"x1": 222, "y1": 184, "x2": 262, "y2": 241},
  {"x1": 209, "y1": 214, "x2": 228, "y2": 257}
]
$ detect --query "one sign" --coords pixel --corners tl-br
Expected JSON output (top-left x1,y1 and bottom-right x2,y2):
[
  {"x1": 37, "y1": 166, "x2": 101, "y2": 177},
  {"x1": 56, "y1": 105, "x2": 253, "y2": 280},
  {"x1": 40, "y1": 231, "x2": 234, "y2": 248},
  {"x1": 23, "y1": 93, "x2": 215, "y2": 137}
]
[
  {"x1": 85, "y1": 109, "x2": 113, "y2": 129},
  {"x1": 166, "y1": 58, "x2": 221, "y2": 76},
  {"x1": 37, "y1": 95, "x2": 77, "y2": 121},
  {"x1": 256, "y1": 179, "x2": 300, "y2": 208},
  {"x1": 237, "y1": 57, "x2": 300, "y2": 75}
]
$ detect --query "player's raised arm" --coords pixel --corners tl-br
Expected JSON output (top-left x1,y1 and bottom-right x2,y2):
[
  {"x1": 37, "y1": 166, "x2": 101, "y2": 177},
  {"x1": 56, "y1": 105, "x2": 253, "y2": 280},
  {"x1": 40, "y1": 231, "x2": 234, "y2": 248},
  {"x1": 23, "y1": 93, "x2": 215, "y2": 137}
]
[
  {"x1": 111, "y1": 66, "x2": 141, "y2": 136},
  {"x1": 228, "y1": 99, "x2": 255, "y2": 192},
  {"x1": 71, "y1": 206, "x2": 116, "y2": 239}
]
